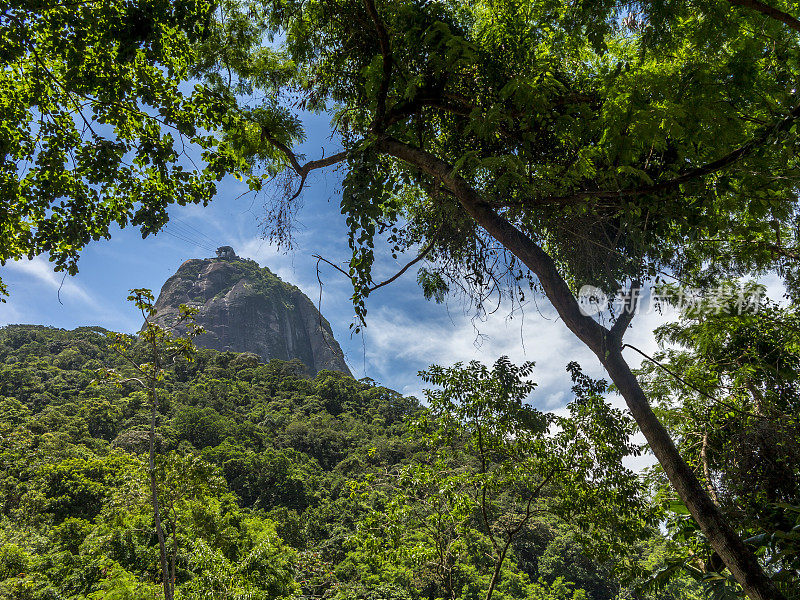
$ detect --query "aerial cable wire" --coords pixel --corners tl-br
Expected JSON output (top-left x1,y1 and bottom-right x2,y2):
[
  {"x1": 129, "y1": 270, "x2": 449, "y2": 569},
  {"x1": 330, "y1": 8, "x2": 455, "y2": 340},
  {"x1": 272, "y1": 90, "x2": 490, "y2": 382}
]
[
  {"x1": 166, "y1": 219, "x2": 212, "y2": 244},
  {"x1": 164, "y1": 221, "x2": 222, "y2": 255},
  {"x1": 160, "y1": 226, "x2": 216, "y2": 254},
  {"x1": 163, "y1": 220, "x2": 214, "y2": 245},
  {"x1": 171, "y1": 216, "x2": 222, "y2": 248},
  {"x1": 160, "y1": 227, "x2": 206, "y2": 249},
  {"x1": 165, "y1": 234, "x2": 215, "y2": 254}
]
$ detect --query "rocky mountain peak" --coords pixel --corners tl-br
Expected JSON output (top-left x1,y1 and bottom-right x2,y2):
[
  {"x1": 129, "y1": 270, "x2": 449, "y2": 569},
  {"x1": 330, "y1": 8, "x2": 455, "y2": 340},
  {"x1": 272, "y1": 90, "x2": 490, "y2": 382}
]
[{"x1": 149, "y1": 254, "x2": 351, "y2": 375}]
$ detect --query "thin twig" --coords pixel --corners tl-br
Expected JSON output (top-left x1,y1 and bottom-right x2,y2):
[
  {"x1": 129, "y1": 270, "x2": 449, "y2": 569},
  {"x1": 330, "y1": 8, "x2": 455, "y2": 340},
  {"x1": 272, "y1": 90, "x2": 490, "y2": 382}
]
[
  {"x1": 621, "y1": 342, "x2": 767, "y2": 420},
  {"x1": 367, "y1": 236, "x2": 437, "y2": 293}
]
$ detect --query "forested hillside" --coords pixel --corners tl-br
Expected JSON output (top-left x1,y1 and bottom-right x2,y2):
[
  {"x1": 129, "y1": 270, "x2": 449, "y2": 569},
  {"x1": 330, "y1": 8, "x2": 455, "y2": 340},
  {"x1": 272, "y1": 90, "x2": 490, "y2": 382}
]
[{"x1": 0, "y1": 324, "x2": 697, "y2": 600}]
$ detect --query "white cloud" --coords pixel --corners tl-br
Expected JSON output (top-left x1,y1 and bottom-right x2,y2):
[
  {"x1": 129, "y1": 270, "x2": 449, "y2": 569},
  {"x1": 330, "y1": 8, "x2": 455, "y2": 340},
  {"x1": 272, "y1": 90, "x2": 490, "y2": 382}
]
[
  {"x1": 361, "y1": 300, "x2": 667, "y2": 473},
  {"x1": 4, "y1": 257, "x2": 97, "y2": 307},
  {"x1": 361, "y1": 301, "x2": 604, "y2": 402}
]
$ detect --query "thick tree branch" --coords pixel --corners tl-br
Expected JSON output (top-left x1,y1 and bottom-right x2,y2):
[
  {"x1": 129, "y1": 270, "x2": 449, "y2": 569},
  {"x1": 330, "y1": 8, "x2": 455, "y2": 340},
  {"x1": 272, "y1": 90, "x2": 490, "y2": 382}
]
[
  {"x1": 729, "y1": 0, "x2": 800, "y2": 33},
  {"x1": 260, "y1": 126, "x2": 348, "y2": 200},
  {"x1": 260, "y1": 127, "x2": 347, "y2": 176},
  {"x1": 374, "y1": 134, "x2": 787, "y2": 600},
  {"x1": 376, "y1": 135, "x2": 610, "y2": 351},
  {"x1": 301, "y1": 151, "x2": 349, "y2": 174},
  {"x1": 287, "y1": 151, "x2": 349, "y2": 201}
]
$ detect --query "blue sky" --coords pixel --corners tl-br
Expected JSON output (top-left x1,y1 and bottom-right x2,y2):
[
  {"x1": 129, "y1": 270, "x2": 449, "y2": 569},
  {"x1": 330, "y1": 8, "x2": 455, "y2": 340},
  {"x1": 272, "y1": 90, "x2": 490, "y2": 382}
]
[
  {"x1": 0, "y1": 111, "x2": 684, "y2": 420},
  {"x1": 15, "y1": 110, "x2": 788, "y2": 472}
]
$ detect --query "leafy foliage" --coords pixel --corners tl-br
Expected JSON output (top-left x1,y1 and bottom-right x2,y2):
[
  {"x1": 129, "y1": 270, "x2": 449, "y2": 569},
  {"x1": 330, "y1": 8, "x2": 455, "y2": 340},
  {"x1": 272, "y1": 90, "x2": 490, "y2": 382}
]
[
  {"x1": 196, "y1": 0, "x2": 800, "y2": 310},
  {"x1": 345, "y1": 358, "x2": 671, "y2": 600},
  {"x1": 0, "y1": 324, "x2": 690, "y2": 599},
  {"x1": 0, "y1": 0, "x2": 254, "y2": 297},
  {"x1": 637, "y1": 291, "x2": 800, "y2": 595}
]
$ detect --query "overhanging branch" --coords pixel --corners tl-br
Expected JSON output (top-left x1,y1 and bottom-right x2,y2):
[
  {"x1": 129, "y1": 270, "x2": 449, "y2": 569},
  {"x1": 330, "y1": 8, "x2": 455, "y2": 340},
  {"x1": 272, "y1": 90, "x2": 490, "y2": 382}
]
[
  {"x1": 526, "y1": 100, "x2": 800, "y2": 207},
  {"x1": 260, "y1": 126, "x2": 348, "y2": 200},
  {"x1": 312, "y1": 232, "x2": 438, "y2": 295},
  {"x1": 367, "y1": 235, "x2": 437, "y2": 293},
  {"x1": 729, "y1": 0, "x2": 800, "y2": 33},
  {"x1": 375, "y1": 135, "x2": 611, "y2": 353}
]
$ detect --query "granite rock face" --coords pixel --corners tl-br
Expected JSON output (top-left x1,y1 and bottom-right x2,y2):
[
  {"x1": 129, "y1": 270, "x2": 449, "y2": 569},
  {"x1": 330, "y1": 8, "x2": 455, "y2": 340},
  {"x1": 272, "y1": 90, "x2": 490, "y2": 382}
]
[{"x1": 149, "y1": 256, "x2": 351, "y2": 375}]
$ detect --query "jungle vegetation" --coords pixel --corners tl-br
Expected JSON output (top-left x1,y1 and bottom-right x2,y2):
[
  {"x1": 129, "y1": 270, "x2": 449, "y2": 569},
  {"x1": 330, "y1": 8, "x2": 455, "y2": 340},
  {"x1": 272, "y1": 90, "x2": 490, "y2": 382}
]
[
  {"x1": 3, "y1": 0, "x2": 800, "y2": 599},
  {"x1": 0, "y1": 322, "x2": 703, "y2": 600}
]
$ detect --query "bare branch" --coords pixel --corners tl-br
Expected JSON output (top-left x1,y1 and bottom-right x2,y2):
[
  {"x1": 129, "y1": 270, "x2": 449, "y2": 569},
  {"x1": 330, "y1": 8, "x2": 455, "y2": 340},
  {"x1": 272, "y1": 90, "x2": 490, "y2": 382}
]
[
  {"x1": 313, "y1": 233, "x2": 438, "y2": 295},
  {"x1": 621, "y1": 342, "x2": 766, "y2": 419},
  {"x1": 313, "y1": 254, "x2": 350, "y2": 279},
  {"x1": 367, "y1": 235, "x2": 437, "y2": 293}
]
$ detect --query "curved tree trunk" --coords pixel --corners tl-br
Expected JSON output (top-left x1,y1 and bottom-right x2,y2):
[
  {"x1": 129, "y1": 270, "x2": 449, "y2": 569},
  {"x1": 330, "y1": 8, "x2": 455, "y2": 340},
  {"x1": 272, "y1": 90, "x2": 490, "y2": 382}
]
[
  {"x1": 601, "y1": 351, "x2": 782, "y2": 600},
  {"x1": 377, "y1": 136, "x2": 788, "y2": 600}
]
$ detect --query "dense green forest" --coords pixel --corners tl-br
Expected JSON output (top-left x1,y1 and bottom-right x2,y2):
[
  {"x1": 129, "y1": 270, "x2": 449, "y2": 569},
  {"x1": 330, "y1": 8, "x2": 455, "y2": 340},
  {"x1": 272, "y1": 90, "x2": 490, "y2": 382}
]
[
  {"x1": 5, "y1": 0, "x2": 800, "y2": 598},
  {"x1": 0, "y1": 323, "x2": 702, "y2": 600}
]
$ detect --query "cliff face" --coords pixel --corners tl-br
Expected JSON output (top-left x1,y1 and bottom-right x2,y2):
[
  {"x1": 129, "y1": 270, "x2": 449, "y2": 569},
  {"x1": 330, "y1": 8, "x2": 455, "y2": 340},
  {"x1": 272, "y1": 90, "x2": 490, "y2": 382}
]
[{"x1": 149, "y1": 256, "x2": 351, "y2": 375}]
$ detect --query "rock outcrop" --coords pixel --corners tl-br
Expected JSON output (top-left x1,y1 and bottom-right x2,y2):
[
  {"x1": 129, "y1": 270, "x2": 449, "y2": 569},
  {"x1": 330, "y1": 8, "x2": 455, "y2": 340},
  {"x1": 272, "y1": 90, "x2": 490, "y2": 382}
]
[{"x1": 149, "y1": 253, "x2": 351, "y2": 375}]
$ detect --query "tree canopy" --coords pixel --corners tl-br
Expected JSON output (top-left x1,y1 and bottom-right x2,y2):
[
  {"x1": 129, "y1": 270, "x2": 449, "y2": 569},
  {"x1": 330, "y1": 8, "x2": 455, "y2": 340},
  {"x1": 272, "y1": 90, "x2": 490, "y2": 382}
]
[
  {"x1": 4, "y1": 1, "x2": 800, "y2": 598},
  {"x1": 0, "y1": 324, "x2": 691, "y2": 600},
  {"x1": 0, "y1": 0, "x2": 252, "y2": 296},
  {"x1": 189, "y1": 2, "x2": 800, "y2": 598},
  {"x1": 198, "y1": 0, "x2": 800, "y2": 304}
]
